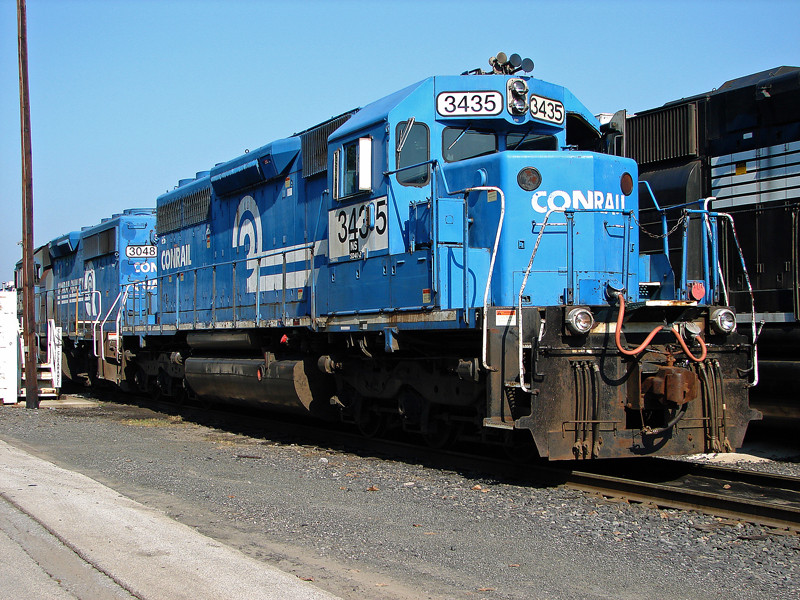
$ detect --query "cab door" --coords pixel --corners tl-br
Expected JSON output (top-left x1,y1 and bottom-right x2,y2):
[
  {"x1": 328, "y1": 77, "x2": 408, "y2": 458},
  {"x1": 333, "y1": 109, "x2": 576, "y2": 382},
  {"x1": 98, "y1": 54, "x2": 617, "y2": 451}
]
[{"x1": 387, "y1": 119, "x2": 436, "y2": 309}]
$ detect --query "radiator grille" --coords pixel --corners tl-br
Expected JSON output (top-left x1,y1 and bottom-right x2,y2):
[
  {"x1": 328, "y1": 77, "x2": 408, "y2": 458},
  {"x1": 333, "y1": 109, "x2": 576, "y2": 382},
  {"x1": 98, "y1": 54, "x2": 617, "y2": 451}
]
[
  {"x1": 157, "y1": 185, "x2": 211, "y2": 234},
  {"x1": 626, "y1": 103, "x2": 698, "y2": 165},
  {"x1": 300, "y1": 110, "x2": 358, "y2": 178},
  {"x1": 83, "y1": 227, "x2": 116, "y2": 259}
]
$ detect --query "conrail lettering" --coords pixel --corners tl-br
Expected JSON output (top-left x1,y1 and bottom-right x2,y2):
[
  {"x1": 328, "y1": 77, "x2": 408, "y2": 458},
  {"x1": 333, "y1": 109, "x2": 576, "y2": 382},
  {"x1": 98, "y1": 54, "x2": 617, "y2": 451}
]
[
  {"x1": 531, "y1": 190, "x2": 626, "y2": 213},
  {"x1": 161, "y1": 244, "x2": 192, "y2": 270}
]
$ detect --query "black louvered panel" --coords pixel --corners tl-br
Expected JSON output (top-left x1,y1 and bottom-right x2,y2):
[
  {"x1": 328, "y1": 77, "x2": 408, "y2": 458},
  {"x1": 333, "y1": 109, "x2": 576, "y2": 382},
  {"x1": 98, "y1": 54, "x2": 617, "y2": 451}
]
[
  {"x1": 300, "y1": 111, "x2": 358, "y2": 178},
  {"x1": 156, "y1": 186, "x2": 211, "y2": 235},
  {"x1": 627, "y1": 103, "x2": 698, "y2": 165},
  {"x1": 183, "y1": 187, "x2": 211, "y2": 228}
]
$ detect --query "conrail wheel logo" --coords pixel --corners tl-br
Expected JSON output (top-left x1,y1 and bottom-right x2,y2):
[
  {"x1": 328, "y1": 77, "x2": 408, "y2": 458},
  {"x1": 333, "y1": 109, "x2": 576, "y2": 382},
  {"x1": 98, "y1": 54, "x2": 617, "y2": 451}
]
[
  {"x1": 83, "y1": 268, "x2": 97, "y2": 317},
  {"x1": 231, "y1": 195, "x2": 313, "y2": 294},
  {"x1": 531, "y1": 190, "x2": 627, "y2": 213},
  {"x1": 232, "y1": 195, "x2": 263, "y2": 293}
]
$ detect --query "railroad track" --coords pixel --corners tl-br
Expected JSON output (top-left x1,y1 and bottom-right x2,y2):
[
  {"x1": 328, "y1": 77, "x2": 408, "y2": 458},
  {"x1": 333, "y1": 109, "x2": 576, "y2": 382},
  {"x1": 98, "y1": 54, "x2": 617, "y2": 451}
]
[
  {"x1": 70, "y1": 390, "x2": 800, "y2": 534},
  {"x1": 565, "y1": 460, "x2": 800, "y2": 533}
]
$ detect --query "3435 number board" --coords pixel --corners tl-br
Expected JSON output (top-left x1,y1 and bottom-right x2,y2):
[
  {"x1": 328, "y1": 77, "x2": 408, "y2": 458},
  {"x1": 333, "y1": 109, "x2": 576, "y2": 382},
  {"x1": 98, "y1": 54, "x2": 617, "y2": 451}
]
[
  {"x1": 436, "y1": 91, "x2": 503, "y2": 117},
  {"x1": 328, "y1": 197, "x2": 389, "y2": 260}
]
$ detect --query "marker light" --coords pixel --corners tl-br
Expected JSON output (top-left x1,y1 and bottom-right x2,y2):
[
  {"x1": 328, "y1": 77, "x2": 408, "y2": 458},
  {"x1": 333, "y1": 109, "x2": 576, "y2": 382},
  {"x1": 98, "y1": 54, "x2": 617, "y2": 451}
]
[
  {"x1": 565, "y1": 307, "x2": 594, "y2": 335},
  {"x1": 507, "y1": 78, "x2": 529, "y2": 116},
  {"x1": 620, "y1": 172, "x2": 634, "y2": 196},
  {"x1": 710, "y1": 308, "x2": 736, "y2": 334},
  {"x1": 517, "y1": 167, "x2": 542, "y2": 191}
]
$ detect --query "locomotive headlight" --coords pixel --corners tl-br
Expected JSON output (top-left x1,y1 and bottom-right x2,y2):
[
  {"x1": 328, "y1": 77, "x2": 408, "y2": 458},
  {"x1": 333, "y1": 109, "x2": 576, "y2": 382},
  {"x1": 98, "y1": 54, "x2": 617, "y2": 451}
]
[
  {"x1": 507, "y1": 78, "x2": 529, "y2": 116},
  {"x1": 517, "y1": 167, "x2": 542, "y2": 191},
  {"x1": 509, "y1": 79, "x2": 527, "y2": 95},
  {"x1": 710, "y1": 308, "x2": 737, "y2": 334},
  {"x1": 510, "y1": 97, "x2": 527, "y2": 114},
  {"x1": 565, "y1": 307, "x2": 594, "y2": 335}
]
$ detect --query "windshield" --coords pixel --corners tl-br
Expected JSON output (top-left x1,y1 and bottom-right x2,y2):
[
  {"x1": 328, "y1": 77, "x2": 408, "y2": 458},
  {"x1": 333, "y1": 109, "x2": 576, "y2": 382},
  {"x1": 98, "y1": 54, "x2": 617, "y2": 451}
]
[
  {"x1": 507, "y1": 131, "x2": 558, "y2": 151},
  {"x1": 443, "y1": 128, "x2": 497, "y2": 162}
]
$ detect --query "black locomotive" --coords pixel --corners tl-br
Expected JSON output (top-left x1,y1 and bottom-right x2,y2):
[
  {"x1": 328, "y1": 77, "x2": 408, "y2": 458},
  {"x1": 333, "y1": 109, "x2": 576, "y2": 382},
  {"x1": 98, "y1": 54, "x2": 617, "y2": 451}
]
[{"x1": 621, "y1": 66, "x2": 800, "y2": 427}]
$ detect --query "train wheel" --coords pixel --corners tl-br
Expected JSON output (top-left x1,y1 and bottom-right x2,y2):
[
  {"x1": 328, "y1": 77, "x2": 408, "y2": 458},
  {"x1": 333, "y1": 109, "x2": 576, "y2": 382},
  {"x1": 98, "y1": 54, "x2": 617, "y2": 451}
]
[
  {"x1": 172, "y1": 382, "x2": 187, "y2": 406},
  {"x1": 423, "y1": 414, "x2": 458, "y2": 449},
  {"x1": 132, "y1": 367, "x2": 148, "y2": 393},
  {"x1": 356, "y1": 408, "x2": 385, "y2": 438}
]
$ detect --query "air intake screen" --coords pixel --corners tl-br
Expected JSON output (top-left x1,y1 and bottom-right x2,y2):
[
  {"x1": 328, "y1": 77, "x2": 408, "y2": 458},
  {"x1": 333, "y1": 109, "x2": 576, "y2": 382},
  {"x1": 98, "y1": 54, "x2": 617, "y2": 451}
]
[
  {"x1": 300, "y1": 110, "x2": 358, "y2": 178},
  {"x1": 83, "y1": 228, "x2": 116, "y2": 259},
  {"x1": 626, "y1": 103, "x2": 698, "y2": 166},
  {"x1": 157, "y1": 186, "x2": 211, "y2": 235}
]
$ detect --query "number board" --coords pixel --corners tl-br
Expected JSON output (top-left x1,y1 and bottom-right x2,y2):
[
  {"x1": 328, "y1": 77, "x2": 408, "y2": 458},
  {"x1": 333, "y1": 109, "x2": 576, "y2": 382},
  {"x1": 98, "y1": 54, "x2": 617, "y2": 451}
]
[
  {"x1": 125, "y1": 245, "x2": 157, "y2": 259},
  {"x1": 529, "y1": 94, "x2": 565, "y2": 125},
  {"x1": 436, "y1": 91, "x2": 503, "y2": 117},
  {"x1": 328, "y1": 196, "x2": 389, "y2": 260}
]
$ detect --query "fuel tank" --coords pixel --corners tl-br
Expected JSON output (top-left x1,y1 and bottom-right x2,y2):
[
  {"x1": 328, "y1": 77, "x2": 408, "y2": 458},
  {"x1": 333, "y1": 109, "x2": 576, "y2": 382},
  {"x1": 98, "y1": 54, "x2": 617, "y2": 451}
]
[{"x1": 184, "y1": 356, "x2": 334, "y2": 415}]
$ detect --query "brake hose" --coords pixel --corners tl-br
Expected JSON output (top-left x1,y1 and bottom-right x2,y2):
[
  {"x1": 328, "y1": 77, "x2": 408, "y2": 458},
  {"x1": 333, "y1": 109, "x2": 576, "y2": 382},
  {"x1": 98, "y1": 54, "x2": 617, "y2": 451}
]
[
  {"x1": 615, "y1": 295, "x2": 707, "y2": 362},
  {"x1": 642, "y1": 403, "x2": 688, "y2": 436}
]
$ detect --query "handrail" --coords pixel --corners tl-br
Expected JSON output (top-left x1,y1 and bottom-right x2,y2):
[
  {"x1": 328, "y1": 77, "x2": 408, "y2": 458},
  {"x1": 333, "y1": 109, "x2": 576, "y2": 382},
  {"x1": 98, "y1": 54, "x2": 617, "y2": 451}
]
[
  {"x1": 144, "y1": 245, "x2": 315, "y2": 331},
  {"x1": 113, "y1": 284, "x2": 135, "y2": 360},
  {"x1": 75, "y1": 287, "x2": 101, "y2": 337},
  {"x1": 79, "y1": 288, "x2": 101, "y2": 340},
  {"x1": 95, "y1": 287, "x2": 127, "y2": 360},
  {"x1": 640, "y1": 181, "x2": 670, "y2": 256},
  {"x1": 700, "y1": 205, "x2": 759, "y2": 387},
  {"x1": 447, "y1": 185, "x2": 505, "y2": 372},
  {"x1": 518, "y1": 208, "x2": 557, "y2": 392}
]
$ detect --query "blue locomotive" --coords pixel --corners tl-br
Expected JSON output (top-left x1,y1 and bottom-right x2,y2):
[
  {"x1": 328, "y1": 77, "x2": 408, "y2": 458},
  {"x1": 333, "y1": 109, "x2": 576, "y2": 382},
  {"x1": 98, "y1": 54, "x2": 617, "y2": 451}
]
[
  {"x1": 29, "y1": 54, "x2": 759, "y2": 459},
  {"x1": 16, "y1": 209, "x2": 157, "y2": 386}
]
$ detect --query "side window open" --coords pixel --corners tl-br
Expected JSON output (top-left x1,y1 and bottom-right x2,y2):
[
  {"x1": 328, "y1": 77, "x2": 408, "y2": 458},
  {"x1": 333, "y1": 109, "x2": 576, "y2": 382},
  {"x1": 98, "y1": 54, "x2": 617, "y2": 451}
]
[
  {"x1": 334, "y1": 137, "x2": 373, "y2": 200},
  {"x1": 342, "y1": 141, "x2": 358, "y2": 196},
  {"x1": 395, "y1": 121, "x2": 430, "y2": 186}
]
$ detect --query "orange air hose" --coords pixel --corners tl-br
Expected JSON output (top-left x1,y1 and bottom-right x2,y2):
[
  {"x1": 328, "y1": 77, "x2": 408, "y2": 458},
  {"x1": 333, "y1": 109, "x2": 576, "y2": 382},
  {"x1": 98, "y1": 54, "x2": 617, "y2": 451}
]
[{"x1": 614, "y1": 294, "x2": 707, "y2": 362}]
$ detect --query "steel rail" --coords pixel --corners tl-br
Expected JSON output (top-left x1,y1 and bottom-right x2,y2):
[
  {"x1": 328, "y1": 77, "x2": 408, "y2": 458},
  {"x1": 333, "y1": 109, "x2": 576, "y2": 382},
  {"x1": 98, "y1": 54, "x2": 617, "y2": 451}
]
[{"x1": 564, "y1": 465, "x2": 800, "y2": 532}]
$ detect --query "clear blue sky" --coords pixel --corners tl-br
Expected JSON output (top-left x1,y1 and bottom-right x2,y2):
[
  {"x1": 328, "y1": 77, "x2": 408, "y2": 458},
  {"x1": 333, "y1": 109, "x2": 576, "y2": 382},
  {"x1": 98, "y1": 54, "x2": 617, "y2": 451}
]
[{"x1": 2, "y1": 0, "x2": 798, "y2": 278}]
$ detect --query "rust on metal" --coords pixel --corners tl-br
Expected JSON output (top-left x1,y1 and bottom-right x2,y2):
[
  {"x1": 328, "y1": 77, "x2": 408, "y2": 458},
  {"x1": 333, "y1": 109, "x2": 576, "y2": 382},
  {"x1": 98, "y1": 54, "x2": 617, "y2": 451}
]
[{"x1": 642, "y1": 365, "x2": 698, "y2": 406}]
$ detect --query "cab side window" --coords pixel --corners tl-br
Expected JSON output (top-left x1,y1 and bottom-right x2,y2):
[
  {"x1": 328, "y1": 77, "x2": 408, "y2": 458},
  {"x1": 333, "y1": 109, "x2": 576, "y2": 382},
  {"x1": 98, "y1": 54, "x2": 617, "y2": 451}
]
[
  {"x1": 333, "y1": 137, "x2": 373, "y2": 200},
  {"x1": 342, "y1": 141, "x2": 359, "y2": 197},
  {"x1": 395, "y1": 121, "x2": 430, "y2": 186}
]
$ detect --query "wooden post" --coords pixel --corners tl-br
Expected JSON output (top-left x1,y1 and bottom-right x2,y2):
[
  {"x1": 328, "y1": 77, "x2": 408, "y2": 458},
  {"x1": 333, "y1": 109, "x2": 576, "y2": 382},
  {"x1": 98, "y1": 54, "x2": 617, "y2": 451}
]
[{"x1": 18, "y1": 0, "x2": 38, "y2": 408}]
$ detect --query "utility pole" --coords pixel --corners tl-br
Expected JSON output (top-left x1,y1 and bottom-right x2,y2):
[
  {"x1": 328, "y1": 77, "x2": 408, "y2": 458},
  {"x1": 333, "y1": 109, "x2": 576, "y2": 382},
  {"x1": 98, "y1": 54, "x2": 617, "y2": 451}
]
[{"x1": 18, "y1": 0, "x2": 38, "y2": 408}]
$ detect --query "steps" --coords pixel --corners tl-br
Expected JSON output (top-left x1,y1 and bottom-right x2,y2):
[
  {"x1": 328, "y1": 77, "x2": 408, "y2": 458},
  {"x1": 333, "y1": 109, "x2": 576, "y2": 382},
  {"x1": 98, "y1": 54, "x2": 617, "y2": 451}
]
[
  {"x1": 17, "y1": 319, "x2": 62, "y2": 401},
  {"x1": 19, "y1": 363, "x2": 59, "y2": 398}
]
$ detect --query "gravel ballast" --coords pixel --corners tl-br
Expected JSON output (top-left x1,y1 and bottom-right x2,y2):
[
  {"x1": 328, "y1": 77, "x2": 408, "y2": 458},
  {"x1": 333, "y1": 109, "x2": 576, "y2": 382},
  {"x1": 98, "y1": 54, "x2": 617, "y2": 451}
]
[{"x1": 0, "y1": 398, "x2": 798, "y2": 600}]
